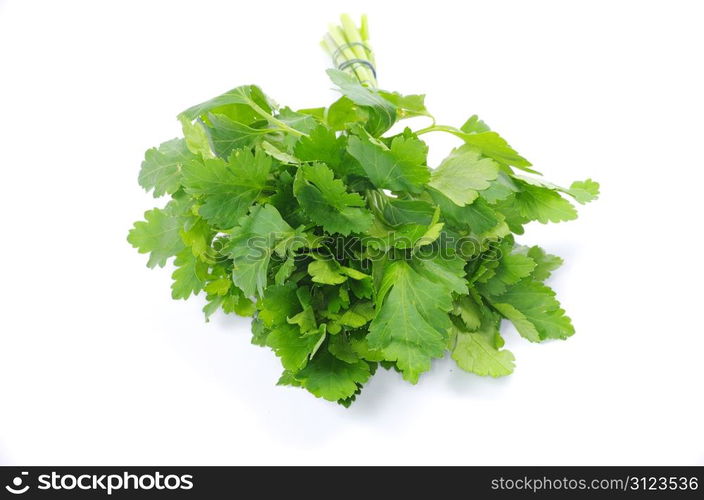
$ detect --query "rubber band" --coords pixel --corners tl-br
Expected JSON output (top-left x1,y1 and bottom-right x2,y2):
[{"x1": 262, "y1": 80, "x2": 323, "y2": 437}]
[
  {"x1": 332, "y1": 42, "x2": 373, "y2": 67},
  {"x1": 337, "y1": 58, "x2": 377, "y2": 79}
]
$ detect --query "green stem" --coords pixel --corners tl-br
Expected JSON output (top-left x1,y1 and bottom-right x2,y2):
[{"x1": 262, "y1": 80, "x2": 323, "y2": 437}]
[
  {"x1": 322, "y1": 15, "x2": 378, "y2": 88},
  {"x1": 359, "y1": 15, "x2": 374, "y2": 66},
  {"x1": 249, "y1": 101, "x2": 307, "y2": 137},
  {"x1": 415, "y1": 124, "x2": 467, "y2": 139},
  {"x1": 327, "y1": 25, "x2": 366, "y2": 83},
  {"x1": 340, "y1": 14, "x2": 376, "y2": 86}
]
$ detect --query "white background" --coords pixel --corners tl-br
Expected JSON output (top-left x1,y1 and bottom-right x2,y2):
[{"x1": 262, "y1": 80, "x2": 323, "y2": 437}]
[{"x1": 1, "y1": 0, "x2": 703, "y2": 465}]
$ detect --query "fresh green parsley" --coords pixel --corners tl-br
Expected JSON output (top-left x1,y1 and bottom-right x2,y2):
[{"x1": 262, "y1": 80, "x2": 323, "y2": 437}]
[{"x1": 128, "y1": 15, "x2": 598, "y2": 406}]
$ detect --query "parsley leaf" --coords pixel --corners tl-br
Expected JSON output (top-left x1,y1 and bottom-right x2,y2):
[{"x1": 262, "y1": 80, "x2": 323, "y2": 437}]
[
  {"x1": 429, "y1": 146, "x2": 499, "y2": 206},
  {"x1": 129, "y1": 15, "x2": 597, "y2": 405},
  {"x1": 294, "y1": 125, "x2": 345, "y2": 169},
  {"x1": 204, "y1": 113, "x2": 273, "y2": 158},
  {"x1": 225, "y1": 204, "x2": 295, "y2": 297},
  {"x1": 171, "y1": 248, "x2": 208, "y2": 300},
  {"x1": 293, "y1": 163, "x2": 373, "y2": 235},
  {"x1": 327, "y1": 69, "x2": 396, "y2": 136},
  {"x1": 451, "y1": 307, "x2": 515, "y2": 377},
  {"x1": 182, "y1": 148, "x2": 271, "y2": 229},
  {"x1": 180, "y1": 85, "x2": 273, "y2": 121},
  {"x1": 294, "y1": 350, "x2": 371, "y2": 401},
  {"x1": 128, "y1": 199, "x2": 187, "y2": 268},
  {"x1": 489, "y1": 280, "x2": 575, "y2": 342},
  {"x1": 367, "y1": 258, "x2": 457, "y2": 382},
  {"x1": 347, "y1": 132, "x2": 430, "y2": 193},
  {"x1": 138, "y1": 139, "x2": 194, "y2": 197},
  {"x1": 513, "y1": 181, "x2": 578, "y2": 223}
]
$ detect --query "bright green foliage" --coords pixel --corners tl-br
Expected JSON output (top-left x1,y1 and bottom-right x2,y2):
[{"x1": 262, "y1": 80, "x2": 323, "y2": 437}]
[
  {"x1": 567, "y1": 179, "x2": 600, "y2": 204},
  {"x1": 451, "y1": 304, "x2": 516, "y2": 377},
  {"x1": 292, "y1": 350, "x2": 371, "y2": 402},
  {"x1": 224, "y1": 204, "x2": 297, "y2": 297},
  {"x1": 293, "y1": 163, "x2": 372, "y2": 235},
  {"x1": 347, "y1": 132, "x2": 430, "y2": 194},
  {"x1": 171, "y1": 248, "x2": 208, "y2": 300},
  {"x1": 429, "y1": 147, "x2": 499, "y2": 206},
  {"x1": 463, "y1": 131, "x2": 533, "y2": 170},
  {"x1": 128, "y1": 15, "x2": 598, "y2": 405},
  {"x1": 128, "y1": 198, "x2": 187, "y2": 268},
  {"x1": 367, "y1": 258, "x2": 456, "y2": 383},
  {"x1": 138, "y1": 139, "x2": 195, "y2": 197},
  {"x1": 182, "y1": 149, "x2": 271, "y2": 229}
]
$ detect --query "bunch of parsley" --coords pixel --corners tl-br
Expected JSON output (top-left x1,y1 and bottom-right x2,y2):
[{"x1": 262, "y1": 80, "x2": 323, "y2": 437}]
[{"x1": 128, "y1": 15, "x2": 598, "y2": 405}]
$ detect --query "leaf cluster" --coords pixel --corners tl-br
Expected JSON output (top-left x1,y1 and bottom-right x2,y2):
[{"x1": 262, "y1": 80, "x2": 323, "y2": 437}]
[{"x1": 129, "y1": 67, "x2": 598, "y2": 405}]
